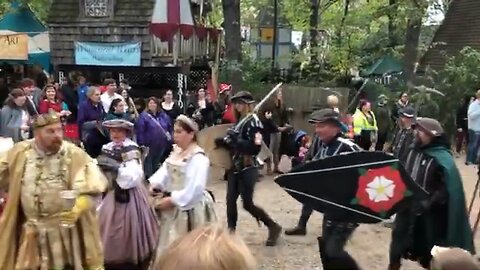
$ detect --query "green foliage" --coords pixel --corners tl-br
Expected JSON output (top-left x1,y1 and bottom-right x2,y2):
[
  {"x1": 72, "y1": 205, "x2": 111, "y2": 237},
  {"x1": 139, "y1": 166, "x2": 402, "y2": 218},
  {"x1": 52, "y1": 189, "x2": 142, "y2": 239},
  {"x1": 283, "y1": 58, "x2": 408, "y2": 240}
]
[
  {"x1": 0, "y1": 0, "x2": 52, "y2": 21},
  {"x1": 426, "y1": 47, "x2": 480, "y2": 138}
]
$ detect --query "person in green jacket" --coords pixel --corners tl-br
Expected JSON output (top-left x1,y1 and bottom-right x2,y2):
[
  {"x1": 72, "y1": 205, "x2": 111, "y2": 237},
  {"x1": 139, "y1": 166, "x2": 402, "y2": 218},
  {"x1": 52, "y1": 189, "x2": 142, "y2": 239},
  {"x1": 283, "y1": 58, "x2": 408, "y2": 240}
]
[
  {"x1": 373, "y1": 94, "x2": 390, "y2": 151},
  {"x1": 388, "y1": 118, "x2": 474, "y2": 270}
]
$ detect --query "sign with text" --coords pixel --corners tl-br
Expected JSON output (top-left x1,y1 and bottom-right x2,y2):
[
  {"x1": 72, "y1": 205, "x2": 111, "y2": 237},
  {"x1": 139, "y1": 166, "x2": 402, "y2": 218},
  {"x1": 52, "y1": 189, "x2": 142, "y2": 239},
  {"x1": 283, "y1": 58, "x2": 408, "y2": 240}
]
[
  {"x1": 74, "y1": 42, "x2": 142, "y2": 66},
  {"x1": 0, "y1": 34, "x2": 28, "y2": 60}
]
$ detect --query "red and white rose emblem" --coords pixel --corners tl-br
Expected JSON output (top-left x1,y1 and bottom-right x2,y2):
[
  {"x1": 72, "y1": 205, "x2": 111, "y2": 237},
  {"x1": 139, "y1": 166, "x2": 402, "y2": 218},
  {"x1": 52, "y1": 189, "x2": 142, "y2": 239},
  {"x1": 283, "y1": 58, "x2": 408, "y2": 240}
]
[{"x1": 353, "y1": 165, "x2": 408, "y2": 214}]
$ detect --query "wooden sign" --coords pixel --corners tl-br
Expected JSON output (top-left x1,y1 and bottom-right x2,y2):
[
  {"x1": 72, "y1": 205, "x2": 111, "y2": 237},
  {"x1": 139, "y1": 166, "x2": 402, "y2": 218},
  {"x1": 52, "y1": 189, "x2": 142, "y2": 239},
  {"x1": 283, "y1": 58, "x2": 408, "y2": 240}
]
[
  {"x1": 0, "y1": 34, "x2": 29, "y2": 60},
  {"x1": 260, "y1": 28, "x2": 274, "y2": 42}
]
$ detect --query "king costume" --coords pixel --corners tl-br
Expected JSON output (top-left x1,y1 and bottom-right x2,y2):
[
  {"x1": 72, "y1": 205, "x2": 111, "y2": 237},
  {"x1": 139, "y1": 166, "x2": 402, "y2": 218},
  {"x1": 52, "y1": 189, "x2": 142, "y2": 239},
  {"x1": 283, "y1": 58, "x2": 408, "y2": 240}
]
[
  {"x1": 0, "y1": 114, "x2": 108, "y2": 270},
  {"x1": 97, "y1": 120, "x2": 158, "y2": 270}
]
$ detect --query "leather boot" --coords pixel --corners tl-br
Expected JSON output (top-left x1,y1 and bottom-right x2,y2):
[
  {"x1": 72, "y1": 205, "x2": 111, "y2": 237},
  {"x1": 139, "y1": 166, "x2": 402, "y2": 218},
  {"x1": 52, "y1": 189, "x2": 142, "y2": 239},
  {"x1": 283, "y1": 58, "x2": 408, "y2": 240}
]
[
  {"x1": 284, "y1": 226, "x2": 307, "y2": 235},
  {"x1": 266, "y1": 222, "x2": 282, "y2": 246},
  {"x1": 252, "y1": 207, "x2": 282, "y2": 246}
]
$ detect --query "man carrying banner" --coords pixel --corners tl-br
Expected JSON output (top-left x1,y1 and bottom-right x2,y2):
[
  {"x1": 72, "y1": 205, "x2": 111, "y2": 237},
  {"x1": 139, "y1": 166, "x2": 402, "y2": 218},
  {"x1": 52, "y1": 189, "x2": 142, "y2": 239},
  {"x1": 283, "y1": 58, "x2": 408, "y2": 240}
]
[
  {"x1": 284, "y1": 108, "x2": 363, "y2": 270},
  {"x1": 388, "y1": 118, "x2": 474, "y2": 270}
]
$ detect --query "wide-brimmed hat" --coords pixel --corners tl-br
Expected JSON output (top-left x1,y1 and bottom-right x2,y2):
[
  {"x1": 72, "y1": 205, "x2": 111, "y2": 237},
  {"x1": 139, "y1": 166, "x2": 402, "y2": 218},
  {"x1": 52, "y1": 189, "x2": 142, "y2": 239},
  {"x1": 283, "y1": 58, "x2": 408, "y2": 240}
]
[
  {"x1": 219, "y1": 83, "x2": 232, "y2": 94},
  {"x1": 413, "y1": 117, "x2": 444, "y2": 137},
  {"x1": 102, "y1": 119, "x2": 134, "y2": 131},
  {"x1": 399, "y1": 106, "x2": 415, "y2": 118},
  {"x1": 308, "y1": 108, "x2": 343, "y2": 128},
  {"x1": 230, "y1": 91, "x2": 255, "y2": 104},
  {"x1": 176, "y1": 114, "x2": 199, "y2": 132}
]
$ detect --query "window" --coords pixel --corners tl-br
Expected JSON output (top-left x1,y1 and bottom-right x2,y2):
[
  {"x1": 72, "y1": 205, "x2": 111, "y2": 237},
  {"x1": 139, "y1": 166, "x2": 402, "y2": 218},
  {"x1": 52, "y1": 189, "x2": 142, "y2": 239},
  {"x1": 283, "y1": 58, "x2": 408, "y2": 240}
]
[{"x1": 85, "y1": 0, "x2": 109, "y2": 17}]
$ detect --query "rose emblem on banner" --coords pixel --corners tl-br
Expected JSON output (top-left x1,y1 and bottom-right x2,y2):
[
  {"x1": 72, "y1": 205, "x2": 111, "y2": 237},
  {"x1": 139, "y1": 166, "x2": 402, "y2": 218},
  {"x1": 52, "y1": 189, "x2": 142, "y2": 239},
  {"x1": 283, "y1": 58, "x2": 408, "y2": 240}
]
[{"x1": 351, "y1": 165, "x2": 410, "y2": 216}]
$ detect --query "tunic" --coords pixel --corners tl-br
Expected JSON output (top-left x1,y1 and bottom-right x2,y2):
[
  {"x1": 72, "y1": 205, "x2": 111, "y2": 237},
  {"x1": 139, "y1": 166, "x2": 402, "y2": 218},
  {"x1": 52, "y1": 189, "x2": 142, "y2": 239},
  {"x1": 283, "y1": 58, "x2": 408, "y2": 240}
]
[
  {"x1": 148, "y1": 144, "x2": 217, "y2": 268},
  {"x1": 391, "y1": 127, "x2": 415, "y2": 163}
]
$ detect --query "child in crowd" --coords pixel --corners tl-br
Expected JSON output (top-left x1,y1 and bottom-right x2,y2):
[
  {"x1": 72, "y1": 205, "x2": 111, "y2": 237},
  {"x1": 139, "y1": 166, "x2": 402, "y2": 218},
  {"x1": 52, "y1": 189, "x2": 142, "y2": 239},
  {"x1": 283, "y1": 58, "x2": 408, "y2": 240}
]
[
  {"x1": 154, "y1": 224, "x2": 255, "y2": 270},
  {"x1": 291, "y1": 130, "x2": 311, "y2": 168}
]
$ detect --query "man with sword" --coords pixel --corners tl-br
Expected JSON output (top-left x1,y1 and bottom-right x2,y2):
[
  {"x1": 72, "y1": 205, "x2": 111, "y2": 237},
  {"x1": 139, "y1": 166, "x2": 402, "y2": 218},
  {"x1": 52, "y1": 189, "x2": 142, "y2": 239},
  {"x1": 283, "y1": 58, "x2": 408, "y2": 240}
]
[
  {"x1": 285, "y1": 108, "x2": 363, "y2": 270},
  {"x1": 215, "y1": 86, "x2": 283, "y2": 246}
]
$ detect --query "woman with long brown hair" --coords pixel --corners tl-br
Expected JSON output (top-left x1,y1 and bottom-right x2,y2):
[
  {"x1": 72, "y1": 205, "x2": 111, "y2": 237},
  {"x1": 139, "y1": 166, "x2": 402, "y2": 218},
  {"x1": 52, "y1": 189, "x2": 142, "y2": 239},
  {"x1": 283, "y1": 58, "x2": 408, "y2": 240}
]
[
  {"x1": 38, "y1": 84, "x2": 71, "y2": 116},
  {"x1": 265, "y1": 89, "x2": 289, "y2": 174},
  {"x1": 0, "y1": 88, "x2": 30, "y2": 142}
]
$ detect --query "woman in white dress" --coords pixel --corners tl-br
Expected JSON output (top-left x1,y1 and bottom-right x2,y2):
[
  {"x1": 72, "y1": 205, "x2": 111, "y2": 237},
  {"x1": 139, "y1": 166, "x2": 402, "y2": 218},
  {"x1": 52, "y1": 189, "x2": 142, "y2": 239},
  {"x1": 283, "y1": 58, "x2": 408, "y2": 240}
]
[{"x1": 148, "y1": 114, "x2": 217, "y2": 267}]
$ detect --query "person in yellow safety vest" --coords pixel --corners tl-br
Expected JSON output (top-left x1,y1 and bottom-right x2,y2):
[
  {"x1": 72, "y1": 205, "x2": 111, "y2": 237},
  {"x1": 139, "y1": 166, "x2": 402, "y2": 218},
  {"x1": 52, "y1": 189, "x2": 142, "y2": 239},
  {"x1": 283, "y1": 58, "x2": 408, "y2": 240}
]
[{"x1": 353, "y1": 100, "x2": 378, "y2": 150}]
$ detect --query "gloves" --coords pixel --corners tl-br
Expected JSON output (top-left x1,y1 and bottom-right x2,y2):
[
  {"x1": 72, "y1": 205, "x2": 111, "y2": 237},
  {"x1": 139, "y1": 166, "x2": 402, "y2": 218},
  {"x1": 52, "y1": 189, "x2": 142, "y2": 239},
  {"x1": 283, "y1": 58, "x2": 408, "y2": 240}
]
[{"x1": 58, "y1": 195, "x2": 91, "y2": 225}]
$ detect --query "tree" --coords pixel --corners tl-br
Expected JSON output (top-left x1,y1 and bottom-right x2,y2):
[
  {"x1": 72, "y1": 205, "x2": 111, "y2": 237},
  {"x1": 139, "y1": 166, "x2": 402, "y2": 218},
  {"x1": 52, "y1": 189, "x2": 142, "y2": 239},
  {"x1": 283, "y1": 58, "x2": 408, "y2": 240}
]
[
  {"x1": 0, "y1": 0, "x2": 52, "y2": 21},
  {"x1": 402, "y1": 0, "x2": 428, "y2": 84},
  {"x1": 221, "y1": 0, "x2": 243, "y2": 92}
]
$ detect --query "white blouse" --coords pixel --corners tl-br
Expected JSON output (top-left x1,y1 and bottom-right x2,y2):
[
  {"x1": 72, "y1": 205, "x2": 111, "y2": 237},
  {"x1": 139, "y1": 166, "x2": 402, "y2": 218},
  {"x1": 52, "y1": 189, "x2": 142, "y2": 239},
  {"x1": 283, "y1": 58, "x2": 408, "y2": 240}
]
[
  {"x1": 148, "y1": 152, "x2": 210, "y2": 211},
  {"x1": 102, "y1": 138, "x2": 144, "y2": 189}
]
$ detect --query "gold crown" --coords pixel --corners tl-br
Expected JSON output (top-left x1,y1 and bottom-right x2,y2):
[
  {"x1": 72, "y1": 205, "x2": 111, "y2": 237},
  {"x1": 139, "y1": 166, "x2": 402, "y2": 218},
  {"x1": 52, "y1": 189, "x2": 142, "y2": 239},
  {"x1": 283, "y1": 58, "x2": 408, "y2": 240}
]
[{"x1": 32, "y1": 113, "x2": 61, "y2": 129}]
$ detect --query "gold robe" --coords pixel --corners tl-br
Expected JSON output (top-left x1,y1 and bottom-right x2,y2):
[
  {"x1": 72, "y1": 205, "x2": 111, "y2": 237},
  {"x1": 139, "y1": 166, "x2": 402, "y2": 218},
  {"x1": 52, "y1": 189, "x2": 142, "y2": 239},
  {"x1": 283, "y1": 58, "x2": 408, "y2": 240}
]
[{"x1": 0, "y1": 140, "x2": 108, "y2": 270}]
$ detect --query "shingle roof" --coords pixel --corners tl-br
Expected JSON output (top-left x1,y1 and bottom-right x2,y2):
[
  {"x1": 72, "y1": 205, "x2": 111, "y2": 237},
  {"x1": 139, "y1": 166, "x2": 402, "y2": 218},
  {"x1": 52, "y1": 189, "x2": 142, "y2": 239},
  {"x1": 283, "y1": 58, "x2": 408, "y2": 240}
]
[
  {"x1": 420, "y1": 0, "x2": 480, "y2": 70},
  {"x1": 47, "y1": 0, "x2": 155, "y2": 25}
]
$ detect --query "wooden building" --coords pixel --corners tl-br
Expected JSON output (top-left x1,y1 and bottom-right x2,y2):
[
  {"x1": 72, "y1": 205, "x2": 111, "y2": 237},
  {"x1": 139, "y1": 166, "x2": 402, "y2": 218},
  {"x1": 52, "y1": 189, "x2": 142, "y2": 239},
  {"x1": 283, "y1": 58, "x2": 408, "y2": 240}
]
[
  {"x1": 421, "y1": 0, "x2": 480, "y2": 71},
  {"x1": 47, "y1": 0, "x2": 220, "y2": 92}
]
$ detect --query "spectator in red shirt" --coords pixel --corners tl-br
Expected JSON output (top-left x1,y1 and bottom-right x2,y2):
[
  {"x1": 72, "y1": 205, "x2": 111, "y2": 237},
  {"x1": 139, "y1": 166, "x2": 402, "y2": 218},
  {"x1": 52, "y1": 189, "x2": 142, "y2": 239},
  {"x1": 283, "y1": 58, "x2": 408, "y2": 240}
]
[{"x1": 39, "y1": 84, "x2": 72, "y2": 118}]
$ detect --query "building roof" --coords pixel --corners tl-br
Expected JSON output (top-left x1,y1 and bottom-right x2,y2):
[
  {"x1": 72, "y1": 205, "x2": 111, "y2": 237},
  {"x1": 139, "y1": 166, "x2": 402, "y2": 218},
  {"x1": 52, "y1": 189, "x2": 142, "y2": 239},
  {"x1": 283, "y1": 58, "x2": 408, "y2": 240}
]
[
  {"x1": 361, "y1": 55, "x2": 403, "y2": 76},
  {"x1": 0, "y1": 1, "x2": 46, "y2": 35},
  {"x1": 420, "y1": 0, "x2": 480, "y2": 70},
  {"x1": 48, "y1": 0, "x2": 156, "y2": 25}
]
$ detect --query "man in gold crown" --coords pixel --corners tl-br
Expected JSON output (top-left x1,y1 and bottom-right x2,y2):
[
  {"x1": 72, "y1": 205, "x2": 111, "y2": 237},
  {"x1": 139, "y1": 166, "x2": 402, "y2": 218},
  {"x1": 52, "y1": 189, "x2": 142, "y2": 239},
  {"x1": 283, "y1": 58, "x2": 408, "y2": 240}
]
[{"x1": 0, "y1": 112, "x2": 107, "y2": 270}]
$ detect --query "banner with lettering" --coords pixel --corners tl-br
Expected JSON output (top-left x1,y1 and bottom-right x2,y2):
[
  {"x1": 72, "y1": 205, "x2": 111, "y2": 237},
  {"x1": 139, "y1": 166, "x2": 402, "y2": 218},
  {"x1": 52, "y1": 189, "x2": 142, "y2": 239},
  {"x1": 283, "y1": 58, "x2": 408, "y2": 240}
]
[
  {"x1": 0, "y1": 34, "x2": 28, "y2": 60},
  {"x1": 74, "y1": 42, "x2": 142, "y2": 66}
]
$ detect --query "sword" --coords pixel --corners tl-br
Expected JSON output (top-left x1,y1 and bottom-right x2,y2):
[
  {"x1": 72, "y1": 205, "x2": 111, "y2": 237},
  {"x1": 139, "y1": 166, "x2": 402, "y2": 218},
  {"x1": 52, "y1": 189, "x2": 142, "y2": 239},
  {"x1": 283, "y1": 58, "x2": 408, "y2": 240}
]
[
  {"x1": 347, "y1": 79, "x2": 369, "y2": 112},
  {"x1": 253, "y1": 82, "x2": 283, "y2": 113}
]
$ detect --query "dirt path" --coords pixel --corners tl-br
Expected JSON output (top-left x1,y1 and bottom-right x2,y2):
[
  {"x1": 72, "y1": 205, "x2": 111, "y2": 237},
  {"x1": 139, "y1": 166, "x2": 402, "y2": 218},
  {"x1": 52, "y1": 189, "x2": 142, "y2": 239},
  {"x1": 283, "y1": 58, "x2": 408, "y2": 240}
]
[{"x1": 207, "y1": 156, "x2": 480, "y2": 270}]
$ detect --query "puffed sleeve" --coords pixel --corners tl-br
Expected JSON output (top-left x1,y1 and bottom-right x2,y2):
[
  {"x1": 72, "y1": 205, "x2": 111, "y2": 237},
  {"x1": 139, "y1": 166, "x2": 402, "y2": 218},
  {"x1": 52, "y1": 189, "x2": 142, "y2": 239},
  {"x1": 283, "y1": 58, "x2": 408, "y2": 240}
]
[
  {"x1": 116, "y1": 159, "x2": 144, "y2": 189},
  {"x1": 171, "y1": 154, "x2": 210, "y2": 210},
  {"x1": 148, "y1": 162, "x2": 170, "y2": 190},
  {"x1": 72, "y1": 159, "x2": 108, "y2": 195}
]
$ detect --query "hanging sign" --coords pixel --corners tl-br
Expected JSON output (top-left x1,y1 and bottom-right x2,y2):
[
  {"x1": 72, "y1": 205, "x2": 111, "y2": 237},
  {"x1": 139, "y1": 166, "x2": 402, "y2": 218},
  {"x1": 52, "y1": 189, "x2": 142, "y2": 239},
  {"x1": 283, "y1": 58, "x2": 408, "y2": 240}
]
[
  {"x1": 74, "y1": 41, "x2": 142, "y2": 66},
  {"x1": 0, "y1": 34, "x2": 28, "y2": 60}
]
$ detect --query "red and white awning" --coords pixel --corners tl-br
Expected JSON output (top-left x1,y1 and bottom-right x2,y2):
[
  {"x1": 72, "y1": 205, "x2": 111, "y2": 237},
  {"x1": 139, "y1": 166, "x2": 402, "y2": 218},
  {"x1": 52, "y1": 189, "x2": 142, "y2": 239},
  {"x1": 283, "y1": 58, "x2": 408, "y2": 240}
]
[{"x1": 150, "y1": 0, "x2": 220, "y2": 42}]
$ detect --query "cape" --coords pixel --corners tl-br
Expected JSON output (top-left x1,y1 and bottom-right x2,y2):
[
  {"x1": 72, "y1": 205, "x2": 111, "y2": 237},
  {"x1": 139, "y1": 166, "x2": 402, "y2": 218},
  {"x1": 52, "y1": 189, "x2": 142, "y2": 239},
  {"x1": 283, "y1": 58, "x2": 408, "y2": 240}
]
[
  {"x1": 0, "y1": 140, "x2": 107, "y2": 269},
  {"x1": 423, "y1": 146, "x2": 475, "y2": 253}
]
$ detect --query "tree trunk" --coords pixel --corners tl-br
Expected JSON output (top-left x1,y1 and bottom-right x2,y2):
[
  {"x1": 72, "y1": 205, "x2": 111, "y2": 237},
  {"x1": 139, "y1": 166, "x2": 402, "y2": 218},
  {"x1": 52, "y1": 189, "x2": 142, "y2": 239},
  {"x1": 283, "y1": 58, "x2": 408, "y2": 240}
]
[
  {"x1": 309, "y1": 0, "x2": 320, "y2": 68},
  {"x1": 221, "y1": 0, "x2": 242, "y2": 92},
  {"x1": 403, "y1": 16, "x2": 422, "y2": 84},
  {"x1": 388, "y1": 0, "x2": 397, "y2": 47},
  {"x1": 336, "y1": 0, "x2": 350, "y2": 46}
]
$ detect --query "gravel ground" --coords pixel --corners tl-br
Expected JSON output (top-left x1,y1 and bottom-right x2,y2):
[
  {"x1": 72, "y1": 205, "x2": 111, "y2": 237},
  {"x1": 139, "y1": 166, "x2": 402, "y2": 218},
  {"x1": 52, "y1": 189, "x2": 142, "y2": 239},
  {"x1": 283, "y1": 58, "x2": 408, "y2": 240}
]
[{"x1": 207, "y1": 155, "x2": 480, "y2": 270}]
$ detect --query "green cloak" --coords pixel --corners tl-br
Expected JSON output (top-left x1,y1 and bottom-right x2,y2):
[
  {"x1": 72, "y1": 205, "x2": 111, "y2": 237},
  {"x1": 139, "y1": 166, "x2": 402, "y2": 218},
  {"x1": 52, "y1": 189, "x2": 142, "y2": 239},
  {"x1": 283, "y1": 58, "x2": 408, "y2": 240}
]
[
  {"x1": 390, "y1": 146, "x2": 474, "y2": 265},
  {"x1": 423, "y1": 146, "x2": 475, "y2": 253}
]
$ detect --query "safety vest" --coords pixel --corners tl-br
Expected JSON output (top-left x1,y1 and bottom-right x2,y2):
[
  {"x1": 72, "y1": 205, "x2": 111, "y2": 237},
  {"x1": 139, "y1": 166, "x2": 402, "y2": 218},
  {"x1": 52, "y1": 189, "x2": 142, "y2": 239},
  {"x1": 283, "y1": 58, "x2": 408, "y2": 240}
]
[{"x1": 352, "y1": 109, "x2": 378, "y2": 135}]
